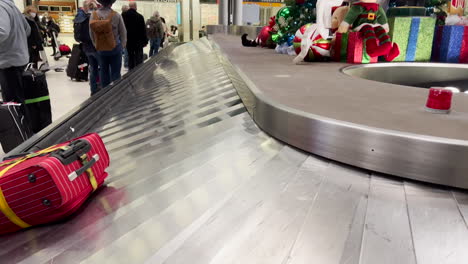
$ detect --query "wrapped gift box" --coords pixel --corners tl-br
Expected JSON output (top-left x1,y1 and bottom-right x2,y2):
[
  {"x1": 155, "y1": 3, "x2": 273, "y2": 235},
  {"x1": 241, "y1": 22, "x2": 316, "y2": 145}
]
[
  {"x1": 389, "y1": 16, "x2": 435, "y2": 62},
  {"x1": 332, "y1": 32, "x2": 378, "y2": 64},
  {"x1": 388, "y1": 17, "x2": 412, "y2": 61},
  {"x1": 432, "y1": 25, "x2": 468, "y2": 63},
  {"x1": 332, "y1": 32, "x2": 349, "y2": 62}
]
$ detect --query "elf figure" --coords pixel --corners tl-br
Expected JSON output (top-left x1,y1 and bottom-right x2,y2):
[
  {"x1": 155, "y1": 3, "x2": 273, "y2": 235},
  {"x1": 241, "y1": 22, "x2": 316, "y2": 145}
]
[{"x1": 337, "y1": 0, "x2": 400, "y2": 61}]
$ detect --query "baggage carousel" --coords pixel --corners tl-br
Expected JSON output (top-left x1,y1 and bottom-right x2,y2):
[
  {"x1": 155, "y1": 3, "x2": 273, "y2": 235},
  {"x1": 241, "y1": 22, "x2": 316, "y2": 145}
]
[{"x1": 2, "y1": 38, "x2": 468, "y2": 264}]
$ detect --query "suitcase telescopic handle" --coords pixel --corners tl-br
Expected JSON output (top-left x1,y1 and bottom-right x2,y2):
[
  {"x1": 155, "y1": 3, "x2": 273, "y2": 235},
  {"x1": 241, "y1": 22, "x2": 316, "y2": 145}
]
[{"x1": 68, "y1": 154, "x2": 100, "y2": 181}]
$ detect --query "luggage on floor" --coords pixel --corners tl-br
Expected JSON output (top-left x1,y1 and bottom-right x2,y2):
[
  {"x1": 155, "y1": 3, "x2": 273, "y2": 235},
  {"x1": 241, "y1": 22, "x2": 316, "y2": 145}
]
[
  {"x1": 59, "y1": 44, "x2": 71, "y2": 55},
  {"x1": 0, "y1": 133, "x2": 110, "y2": 235},
  {"x1": 0, "y1": 103, "x2": 33, "y2": 153},
  {"x1": 23, "y1": 64, "x2": 52, "y2": 133},
  {"x1": 67, "y1": 44, "x2": 89, "y2": 82}
]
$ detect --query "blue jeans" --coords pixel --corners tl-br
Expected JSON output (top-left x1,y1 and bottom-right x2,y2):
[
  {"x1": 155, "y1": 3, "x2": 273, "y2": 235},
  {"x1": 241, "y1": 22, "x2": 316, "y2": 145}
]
[
  {"x1": 149, "y1": 38, "x2": 162, "y2": 57},
  {"x1": 86, "y1": 52, "x2": 100, "y2": 95},
  {"x1": 98, "y1": 44, "x2": 122, "y2": 89},
  {"x1": 123, "y1": 48, "x2": 129, "y2": 68}
]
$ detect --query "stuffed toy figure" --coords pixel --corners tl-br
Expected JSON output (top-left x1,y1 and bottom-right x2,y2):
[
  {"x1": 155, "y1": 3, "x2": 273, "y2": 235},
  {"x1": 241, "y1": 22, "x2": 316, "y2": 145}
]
[
  {"x1": 337, "y1": 0, "x2": 400, "y2": 61},
  {"x1": 241, "y1": 16, "x2": 277, "y2": 49}
]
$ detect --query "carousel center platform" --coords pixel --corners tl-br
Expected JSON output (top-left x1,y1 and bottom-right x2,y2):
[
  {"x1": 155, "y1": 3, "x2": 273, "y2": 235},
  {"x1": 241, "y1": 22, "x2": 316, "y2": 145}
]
[{"x1": 211, "y1": 34, "x2": 468, "y2": 189}]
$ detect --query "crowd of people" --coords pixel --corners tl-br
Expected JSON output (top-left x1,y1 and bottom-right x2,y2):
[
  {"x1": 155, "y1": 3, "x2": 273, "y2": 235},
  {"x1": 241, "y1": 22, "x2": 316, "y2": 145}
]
[
  {"x1": 0, "y1": 0, "x2": 178, "y2": 111},
  {"x1": 74, "y1": 0, "x2": 177, "y2": 95}
]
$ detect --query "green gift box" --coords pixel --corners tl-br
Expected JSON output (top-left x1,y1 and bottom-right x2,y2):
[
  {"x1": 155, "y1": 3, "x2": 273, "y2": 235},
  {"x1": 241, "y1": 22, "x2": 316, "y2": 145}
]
[
  {"x1": 388, "y1": 17, "x2": 412, "y2": 62},
  {"x1": 413, "y1": 17, "x2": 436, "y2": 61},
  {"x1": 388, "y1": 16, "x2": 435, "y2": 62}
]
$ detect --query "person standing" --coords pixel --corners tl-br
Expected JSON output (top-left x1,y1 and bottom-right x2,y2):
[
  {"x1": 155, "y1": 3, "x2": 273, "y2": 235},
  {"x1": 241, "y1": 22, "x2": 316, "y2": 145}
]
[
  {"x1": 146, "y1": 11, "x2": 165, "y2": 57},
  {"x1": 121, "y1": 5, "x2": 129, "y2": 69},
  {"x1": 89, "y1": 0, "x2": 127, "y2": 89},
  {"x1": 47, "y1": 17, "x2": 60, "y2": 56},
  {"x1": 122, "y1": 2, "x2": 147, "y2": 70},
  {"x1": 23, "y1": 6, "x2": 43, "y2": 68},
  {"x1": 74, "y1": 0, "x2": 100, "y2": 95},
  {"x1": 0, "y1": 0, "x2": 31, "y2": 105},
  {"x1": 160, "y1": 17, "x2": 168, "y2": 48}
]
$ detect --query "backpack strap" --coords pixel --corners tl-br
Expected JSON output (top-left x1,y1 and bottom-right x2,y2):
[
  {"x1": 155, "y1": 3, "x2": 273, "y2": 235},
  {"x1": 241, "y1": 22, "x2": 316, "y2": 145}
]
[
  {"x1": 107, "y1": 11, "x2": 115, "y2": 21},
  {"x1": 92, "y1": 11, "x2": 98, "y2": 20}
]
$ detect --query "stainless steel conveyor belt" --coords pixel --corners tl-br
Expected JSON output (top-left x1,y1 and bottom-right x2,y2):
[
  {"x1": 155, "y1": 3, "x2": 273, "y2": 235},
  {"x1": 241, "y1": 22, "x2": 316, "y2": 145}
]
[{"x1": 1, "y1": 39, "x2": 468, "y2": 264}]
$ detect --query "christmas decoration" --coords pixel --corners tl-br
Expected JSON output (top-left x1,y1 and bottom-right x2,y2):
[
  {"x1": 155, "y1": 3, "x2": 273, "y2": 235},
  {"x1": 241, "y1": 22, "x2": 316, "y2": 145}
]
[
  {"x1": 275, "y1": 43, "x2": 297, "y2": 55},
  {"x1": 273, "y1": 0, "x2": 318, "y2": 44},
  {"x1": 388, "y1": 17, "x2": 412, "y2": 61},
  {"x1": 240, "y1": 16, "x2": 277, "y2": 49},
  {"x1": 337, "y1": 0, "x2": 400, "y2": 62},
  {"x1": 425, "y1": 0, "x2": 447, "y2": 25},
  {"x1": 316, "y1": 0, "x2": 346, "y2": 38},
  {"x1": 448, "y1": 0, "x2": 465, "y2": 16},
  {"x1": 332, "y1": 32, "x2": 350, "y2": 62},
  {"x1": 333, "y1": 32, "x2": 378, "y2": 63},
  {"x1": 388, "y1": 16, "x2": 435, "y2": 61},
  {"x1": 293, "y1": 23, "x2": 332, "y2": 62},
  {"x1": 432, "y1": 25, "x2": 468, "y2": 63}
]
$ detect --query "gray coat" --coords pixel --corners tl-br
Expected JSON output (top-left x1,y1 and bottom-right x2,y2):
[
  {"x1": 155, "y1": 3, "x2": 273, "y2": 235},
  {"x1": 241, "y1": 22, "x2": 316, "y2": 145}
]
[
  {"x1": 146, "y1": 16, "x2": 165, "y2": 40},
  {"x1": 0, "y1": 0, "x2": 31, "y2": 69}
]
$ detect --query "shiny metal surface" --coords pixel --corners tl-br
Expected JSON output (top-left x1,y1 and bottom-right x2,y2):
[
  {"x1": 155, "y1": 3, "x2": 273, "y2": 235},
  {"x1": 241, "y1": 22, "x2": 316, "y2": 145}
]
[
  {"x1": 2, "y1": 39, "x2": 468, "y2": 263},
  {"x1": 213, "y1": 41, "x2": 468, "y2": 189},
  {"x1": 343, "y1": 63, "x2": 468, "y2": 92}
]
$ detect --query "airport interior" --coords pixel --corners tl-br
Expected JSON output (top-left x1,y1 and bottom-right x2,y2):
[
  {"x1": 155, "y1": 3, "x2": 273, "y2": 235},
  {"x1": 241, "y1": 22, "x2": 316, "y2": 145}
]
[{"x1": 1, "y1": 0, "x2": 468, "y2": 263}]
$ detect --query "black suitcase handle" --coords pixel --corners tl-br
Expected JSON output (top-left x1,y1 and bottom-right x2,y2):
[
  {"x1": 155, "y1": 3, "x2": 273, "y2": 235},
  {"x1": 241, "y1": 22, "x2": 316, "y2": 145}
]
[
  {"x1": 52, "y1": 139, "x2": 91, "y2": 165},
  {"x1": 68, "y1": 154, "x2": 99, "y2": 181}
]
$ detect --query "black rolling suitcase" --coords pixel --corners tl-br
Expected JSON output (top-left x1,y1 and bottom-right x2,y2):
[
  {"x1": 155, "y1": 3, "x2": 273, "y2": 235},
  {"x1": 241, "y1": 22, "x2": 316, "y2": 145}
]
[
  {"x1": 66, "y1": 44, "x2": 89, "y2": 81},
  {"x1": 0, "y1": 103, "x2": 32, "y2": 153},
  {"x1": 23, "y1": 64, "x2": 52, "y2": 133}
]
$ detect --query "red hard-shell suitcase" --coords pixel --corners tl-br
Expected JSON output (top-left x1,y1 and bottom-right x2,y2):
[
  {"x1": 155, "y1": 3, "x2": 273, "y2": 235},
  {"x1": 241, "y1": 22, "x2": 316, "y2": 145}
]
[{"x1": 0, "y1": 133, "x2": 110, "y2": 235}]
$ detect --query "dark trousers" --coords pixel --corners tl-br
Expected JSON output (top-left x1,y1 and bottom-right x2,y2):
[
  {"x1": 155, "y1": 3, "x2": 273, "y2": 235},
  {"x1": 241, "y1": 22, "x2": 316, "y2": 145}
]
[
  {"x1": 0, "y1": 66, "x2": 26, "y2": 104},
  {"x1": 0, "y1": 65, "x2": 32, "y2": 131},
  {"x1": 97, "y1": 44, "x2": 123, "y2": 89},
  {"x1": 149, "y1": 38, "x2": 162, "y2": 57},
  {"x1": 127, "y1": 48, "x2": 144, "y2": 70},
  {"x1": 86, "y1": 52, "x2": 100, "y2": 95}
]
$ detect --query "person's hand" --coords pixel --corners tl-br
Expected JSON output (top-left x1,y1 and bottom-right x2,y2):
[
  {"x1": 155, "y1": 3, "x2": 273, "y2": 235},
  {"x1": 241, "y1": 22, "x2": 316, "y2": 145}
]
[{"x1": 337, "y1": 24, "x2": 349, "y2": 33}]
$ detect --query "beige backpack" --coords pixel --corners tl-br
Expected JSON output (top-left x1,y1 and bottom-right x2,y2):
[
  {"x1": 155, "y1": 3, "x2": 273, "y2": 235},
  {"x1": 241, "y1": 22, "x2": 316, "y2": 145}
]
[{"x1": 90, "y1": 11, "x2": 116, "y2": 51}]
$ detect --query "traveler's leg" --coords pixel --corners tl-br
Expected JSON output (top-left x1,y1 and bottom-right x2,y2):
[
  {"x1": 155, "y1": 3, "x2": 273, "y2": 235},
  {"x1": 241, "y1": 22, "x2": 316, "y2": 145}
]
[
  {"x1": 123, "y1": 48, "x2": 129, "y2": 68},
  {"x1": 110, "y1": 46, "x2": 122, "y2": 83},
  {"x1": 0, "y1": 66, "x2": 31, "y2": 130},
  {"x1": 128, "y1": 49, "x2": 136, "y2": 70},
  {"x1": 136, "y1": 48, "x2": 144, "y2": 67},
  {"x1": 0, "y1": 66, "x2": 26, "y2": 103},
  {"x1": 98, "y1": 53, "x2": 111, "y2": 88},
  {"x1": 87, "y1": 52, "x2": 100, "y2": 95},
  {"x1": 154, "y1": 38, "x2": 161, "y2": 55},
  {"x1": 149, "y1": 39, "x2": 155, "y2": 57}
]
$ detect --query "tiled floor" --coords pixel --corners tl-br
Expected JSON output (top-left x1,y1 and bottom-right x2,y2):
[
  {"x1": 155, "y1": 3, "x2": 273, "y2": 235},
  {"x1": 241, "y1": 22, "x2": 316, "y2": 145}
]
[{"x1": 45, "y1": 34, "x2": 91, "y2": 122}]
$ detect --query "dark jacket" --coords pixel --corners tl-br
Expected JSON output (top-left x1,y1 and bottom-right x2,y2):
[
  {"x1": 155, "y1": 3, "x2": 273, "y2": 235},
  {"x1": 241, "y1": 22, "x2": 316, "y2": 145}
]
[
  {"x1": 73, "y1": 8, "x2": 96, "y2": 53},
  {"x1": 24, "y1": 15, "x2": 42, "y2": 50},
  {"x1": 146, "y1": 16, "x2": 165, "y2": 39},
  {"x1": 122, "y1": 8, "x2": 148, "y2": 50},
  {"x1": 47, "y1": 20, "x2": 60, "y2": 37}
]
